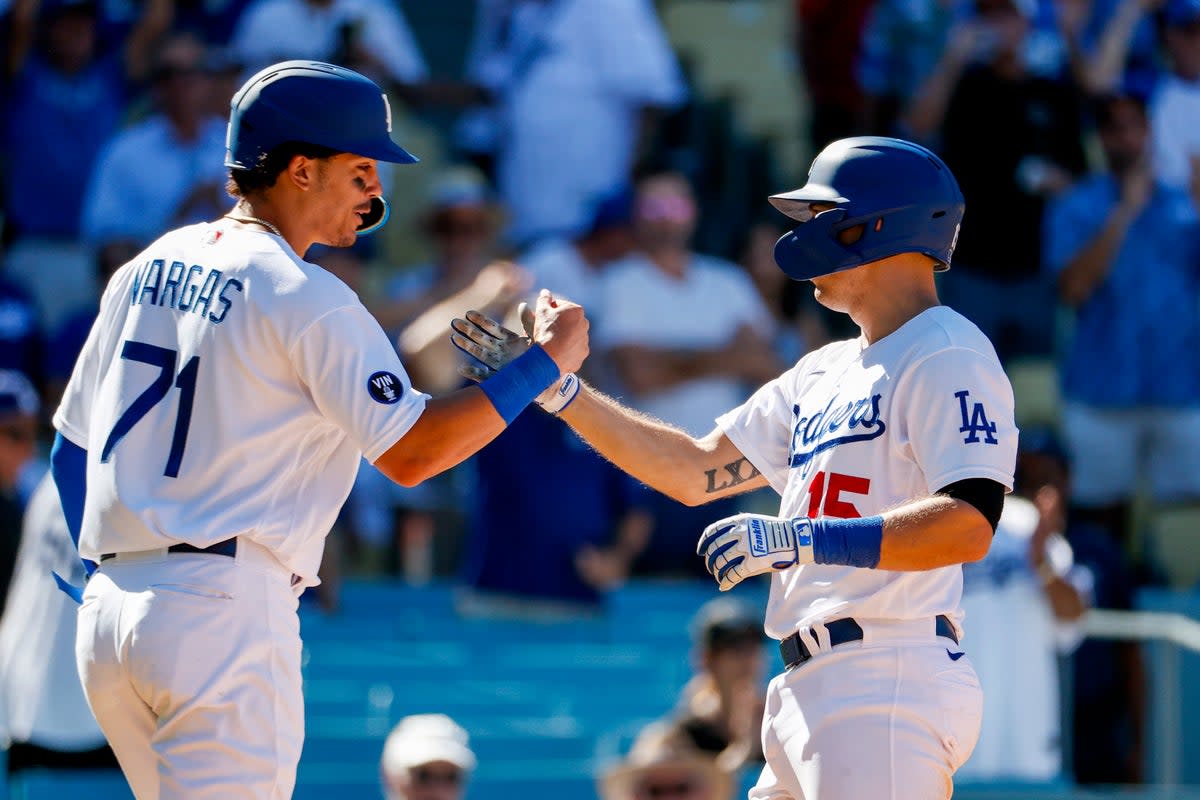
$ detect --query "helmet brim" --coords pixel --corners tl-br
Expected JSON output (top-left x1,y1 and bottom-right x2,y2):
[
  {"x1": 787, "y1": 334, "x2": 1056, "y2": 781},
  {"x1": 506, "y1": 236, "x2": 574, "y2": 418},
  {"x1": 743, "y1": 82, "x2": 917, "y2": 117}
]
[
  {"x1": 768, "y1": 185, "x2": 848, "y2": 222},
  {"x1": 351, "y1": 140, "x2": 420, "y2": 165}
]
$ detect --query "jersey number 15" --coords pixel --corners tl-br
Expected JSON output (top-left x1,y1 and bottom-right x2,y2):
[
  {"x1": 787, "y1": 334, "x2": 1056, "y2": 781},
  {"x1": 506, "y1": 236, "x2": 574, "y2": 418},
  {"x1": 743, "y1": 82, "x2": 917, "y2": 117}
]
[
  {"x1": 805, "y1": 471, "x2": 870, "y2": 519},
  {"x1": 101, "y1": 340, "x2": 199, "y2": 478}
]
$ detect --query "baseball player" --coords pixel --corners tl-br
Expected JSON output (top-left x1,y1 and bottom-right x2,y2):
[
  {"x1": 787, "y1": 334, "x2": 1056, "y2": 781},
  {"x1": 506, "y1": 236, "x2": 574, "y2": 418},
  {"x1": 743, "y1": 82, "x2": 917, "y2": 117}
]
[
  {"x1": 49, "y1": 61, "x2": 588, "y2": 799},
  {"x1": 453, "y1": 137, "x2": 1017, "y2": 799}
]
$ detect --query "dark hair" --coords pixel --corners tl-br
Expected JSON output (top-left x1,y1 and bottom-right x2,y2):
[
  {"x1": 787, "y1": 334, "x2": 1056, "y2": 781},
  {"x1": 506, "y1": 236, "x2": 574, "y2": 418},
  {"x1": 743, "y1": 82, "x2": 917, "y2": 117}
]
[
  {"x1": 226, "y1": 141, "x2": 343, "y2": 198},
  {"x1": 1093, "y1": 92, "x2": 1148, "y2": 130}
]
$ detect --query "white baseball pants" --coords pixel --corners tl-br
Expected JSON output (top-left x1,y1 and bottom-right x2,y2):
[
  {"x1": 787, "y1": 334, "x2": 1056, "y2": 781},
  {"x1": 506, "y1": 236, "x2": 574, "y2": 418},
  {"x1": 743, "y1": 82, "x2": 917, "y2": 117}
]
[
  {"x1": 750, "y1": 619, "x2": 983, "y2": 800},
  {"x1": 75, "y1": 539, "x2": 304, "y2": 799}
]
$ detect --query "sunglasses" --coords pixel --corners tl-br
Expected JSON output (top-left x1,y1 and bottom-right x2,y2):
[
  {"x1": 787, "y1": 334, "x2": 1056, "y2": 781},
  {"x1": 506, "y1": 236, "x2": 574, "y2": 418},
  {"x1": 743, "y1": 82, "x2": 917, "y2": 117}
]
[
  {"x1": 411, "y1": 766, "x2": 462, "y2": 787},
  {"x1": 638, "y1": 780, "x2": 698, "y2": 798}
]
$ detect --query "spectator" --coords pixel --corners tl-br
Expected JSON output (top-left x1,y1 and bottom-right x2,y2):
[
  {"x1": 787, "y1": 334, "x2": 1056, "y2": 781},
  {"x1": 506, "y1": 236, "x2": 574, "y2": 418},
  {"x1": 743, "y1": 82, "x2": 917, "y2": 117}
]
[
  {"x1": 1046, "y1": 91, "x2": 1200, "y2": 545},
  {"x1": 517, "y1": 185, "x2": 637, "y2": 314},
  {"x1": 737, "y1": 220, "x2": 831, "y2": 365},
  {"x1": 2, "y1": 0, "x2": 165, "y2": 329},
  {"x1": 600, "y1": 720, "x2": 734, "y2": 800},
  {"x1": 793, "y1": 0, "x2": 874, "y2": 148},
  {"x1": 904, "y1": 0, "x2": 1088, "y2": 363},
  {"x1": 857, "y1": 0, "x2": 960, "y2": 136},
  {"x1": 1151, "y1": 0, "x2": 1200, "y2": 191},
  {"x1": 453, "y1": 185, "x2": 651, "y2": 617},
  {"x1": 1075, "y1": 0, "x2": 1166, "y2": 98},
  {"x1": 45, "y1": 240, "x2": 135, "y2": 415},
  {"x1": 0, "y1": 474, "x2": 119, "y2": 780},
  {"x1": 342, "y1": 171, "x2": 513, "y2": 577},
  {"x1": 80, "y1": 32, "x2": 228, "y2": 251},
  {"x1": 380, "y1": 714, "x2": 475, "y2": 800},
  {"x1": 1015, "y1": 427, "x2": 1146, "y2": 784},
  {"x1": 0, "y1": 371, "x2": 38, "y2": 619},
  {"x1": 957, "y1": 476, "x2": 1090, "y2": 782},
  {"x1": 388, "y1": 167, "x2": 513, "y2": 391},
  {"x1": 0, "y1": 272, "x2": 42, "y2": 392},
  {"x1": 229, "y1": 0, "x2": 427, "y2": 89},
  {"x1": 456, "y1": 407, "x2": 653, "y2": 618},
  {"x1": 673, "y1": 598, "x2": 766, "y2": 775},
  {"x1": 458, "y1": 0, "x2": 686, "y2": 247},
  {"x1": 597, "y1": 172, "x2": 781, "y2": 577}
]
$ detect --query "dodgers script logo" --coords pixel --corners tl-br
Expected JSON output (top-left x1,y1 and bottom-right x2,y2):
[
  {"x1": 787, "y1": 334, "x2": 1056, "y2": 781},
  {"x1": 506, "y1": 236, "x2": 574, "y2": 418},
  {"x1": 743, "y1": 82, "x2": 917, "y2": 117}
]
[{"x1": 789, "y1": 393, "x2": 886, "y2": 475}]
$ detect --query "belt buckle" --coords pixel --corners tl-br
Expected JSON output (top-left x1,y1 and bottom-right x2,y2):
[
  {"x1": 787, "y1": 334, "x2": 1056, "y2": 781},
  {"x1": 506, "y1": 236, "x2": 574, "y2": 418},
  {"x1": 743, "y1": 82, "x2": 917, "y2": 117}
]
[{"x1": 779, "y1": 631, "x2": 812, "y2": 670}]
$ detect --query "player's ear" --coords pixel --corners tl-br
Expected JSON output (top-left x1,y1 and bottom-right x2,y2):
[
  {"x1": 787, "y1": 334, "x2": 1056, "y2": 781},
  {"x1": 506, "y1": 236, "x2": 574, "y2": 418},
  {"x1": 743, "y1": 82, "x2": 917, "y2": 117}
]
[{"x1": 286, "y1": 155, "x2": 316, "y2": 191}]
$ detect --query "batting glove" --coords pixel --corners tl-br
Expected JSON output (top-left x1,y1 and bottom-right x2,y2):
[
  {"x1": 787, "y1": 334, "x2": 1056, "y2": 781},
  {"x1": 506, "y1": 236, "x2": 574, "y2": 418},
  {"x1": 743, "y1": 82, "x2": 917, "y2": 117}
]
[
  {"x1": 450, "y1": 307, "x2": 579, "y2": 413},
  {"x1": 697, "y1": 513, "x2": 815, "y2": 591}
]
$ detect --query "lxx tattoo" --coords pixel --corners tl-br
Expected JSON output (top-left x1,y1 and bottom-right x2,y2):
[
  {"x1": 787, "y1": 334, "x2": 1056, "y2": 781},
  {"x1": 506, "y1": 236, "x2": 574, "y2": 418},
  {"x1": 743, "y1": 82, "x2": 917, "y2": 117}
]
[{"x1": 704, "y1": 458, "x2": 760, "y2": 494}]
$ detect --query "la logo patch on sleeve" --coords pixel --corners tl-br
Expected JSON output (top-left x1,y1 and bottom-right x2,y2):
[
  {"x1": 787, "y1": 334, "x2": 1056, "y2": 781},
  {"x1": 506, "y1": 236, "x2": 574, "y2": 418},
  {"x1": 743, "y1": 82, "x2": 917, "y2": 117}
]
[{"x1": 368, "y1": 371, "x2": 403, "y2": 404}]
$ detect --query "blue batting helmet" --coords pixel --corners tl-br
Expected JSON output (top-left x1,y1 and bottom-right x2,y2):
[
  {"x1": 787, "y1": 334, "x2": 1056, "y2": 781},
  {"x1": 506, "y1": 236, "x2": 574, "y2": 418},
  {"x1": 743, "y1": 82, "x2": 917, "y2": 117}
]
[
  {"x1": 769, "y1": 137, "x2": 964, "y2": 281},
  {"x1": 225, "y1": 61, "x2": 418, "y2": 235}
]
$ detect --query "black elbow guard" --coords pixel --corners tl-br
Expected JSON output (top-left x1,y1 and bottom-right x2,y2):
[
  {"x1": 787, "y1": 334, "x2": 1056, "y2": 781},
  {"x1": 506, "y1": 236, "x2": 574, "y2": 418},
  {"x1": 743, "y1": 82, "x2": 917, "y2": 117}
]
[{"x1": 936, "y1": 478, "x2": 1006, "y2": 532}]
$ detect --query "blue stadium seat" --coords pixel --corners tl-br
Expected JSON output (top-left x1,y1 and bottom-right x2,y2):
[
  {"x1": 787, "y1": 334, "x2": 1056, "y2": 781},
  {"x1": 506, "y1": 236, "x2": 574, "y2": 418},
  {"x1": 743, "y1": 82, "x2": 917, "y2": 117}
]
[{"x1": 8, "y1": 770, "x2": 133, "y2": 800}]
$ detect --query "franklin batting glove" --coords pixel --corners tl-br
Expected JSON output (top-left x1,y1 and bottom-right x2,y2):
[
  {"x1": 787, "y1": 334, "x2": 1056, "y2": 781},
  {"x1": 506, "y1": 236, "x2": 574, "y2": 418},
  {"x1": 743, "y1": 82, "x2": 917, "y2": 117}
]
[{"x1": 697, "y1": 513, "x2": 816, "y2": 591}]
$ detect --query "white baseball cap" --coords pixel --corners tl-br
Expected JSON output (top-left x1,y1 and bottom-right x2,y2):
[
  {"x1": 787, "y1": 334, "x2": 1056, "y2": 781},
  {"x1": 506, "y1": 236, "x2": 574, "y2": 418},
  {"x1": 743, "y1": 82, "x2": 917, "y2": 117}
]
[{"x1": 381, "y1": 714, "x2": 477, "y2": 777}]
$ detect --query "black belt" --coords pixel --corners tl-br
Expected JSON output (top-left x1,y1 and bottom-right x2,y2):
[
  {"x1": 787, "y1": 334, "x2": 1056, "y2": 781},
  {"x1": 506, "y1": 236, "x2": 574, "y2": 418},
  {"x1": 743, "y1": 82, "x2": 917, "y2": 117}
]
[
  {"x1": 779, "y1": 614, "x2": 959, "y2": 670},
  {"x1": 99, "y1": 537, "x2": 238, "y2": 562}
]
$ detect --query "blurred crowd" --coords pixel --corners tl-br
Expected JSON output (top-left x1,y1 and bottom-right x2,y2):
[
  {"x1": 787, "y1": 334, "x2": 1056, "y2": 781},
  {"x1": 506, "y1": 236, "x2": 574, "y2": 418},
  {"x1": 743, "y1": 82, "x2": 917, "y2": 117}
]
[{"x1": 2, "y1": 0, "x2": 1200, "y2": 793}]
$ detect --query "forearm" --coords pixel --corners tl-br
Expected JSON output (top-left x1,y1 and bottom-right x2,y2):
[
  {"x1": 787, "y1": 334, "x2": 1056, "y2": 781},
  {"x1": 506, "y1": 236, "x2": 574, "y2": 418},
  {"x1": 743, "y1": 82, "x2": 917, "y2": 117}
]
[
  {"x1": 901, "y1": 54, "x2": 967, "y2": 139},
  {"x1": 373, "y1": 387, "x2": 507, "y2": 487},
  {"x1": 124, "y1": 0, "x2": 174, "y2": 82},
  {"x1": 875, "y1": 495, "x2": 992, "y2": 571},
  {"x1": 559, "y1": 384, "x2": 763, "y2": 506},
  {"x1": 398, "y1": 283, "x2": 502, "y2": 358},
  {"x1": 1043, "y1": 575, "x2": 1087, "y2": 620},
  {"x1": 1058, "y1": 206, "x2": 1135, "y2": 305},
  {"x1": 1086, "y1": 1, "x2": 1144, "y2": 93},
  {"x1": 5, "y1": 0, "x2": 38, "y2": 78},
  {"x1": 612, "y1": 345, "x2": 729, "y2": 394}
]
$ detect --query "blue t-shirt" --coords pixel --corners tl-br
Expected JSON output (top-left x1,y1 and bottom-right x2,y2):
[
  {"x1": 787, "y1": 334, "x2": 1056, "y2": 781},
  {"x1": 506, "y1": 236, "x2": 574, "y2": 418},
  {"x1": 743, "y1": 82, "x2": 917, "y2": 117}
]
[
  {"x1": 0, "y1": 277, "x2": 44, "y2": 385},
  {"x1": 463, "y1": 407, "x2": 645, "y2": 606},
  {"x1": 1044, "y1": 176, "x2": 1200, "y2": 407},
  {"x1": 49, "y1": 305, "x2": 98, "y2": 382},
  {"x1": 3, "y1": 57, "x2": 126, "y2": 238}
]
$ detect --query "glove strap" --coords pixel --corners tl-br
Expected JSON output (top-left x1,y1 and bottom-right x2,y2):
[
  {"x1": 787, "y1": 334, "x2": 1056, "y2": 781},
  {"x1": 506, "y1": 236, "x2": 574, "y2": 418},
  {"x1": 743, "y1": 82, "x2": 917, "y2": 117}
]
[
  {"x1": 479, "y1": 344, "x2": 560, "y2": 424},
  {"x1": 537, "y1": 373, "x2": 580, "y2": 415}
]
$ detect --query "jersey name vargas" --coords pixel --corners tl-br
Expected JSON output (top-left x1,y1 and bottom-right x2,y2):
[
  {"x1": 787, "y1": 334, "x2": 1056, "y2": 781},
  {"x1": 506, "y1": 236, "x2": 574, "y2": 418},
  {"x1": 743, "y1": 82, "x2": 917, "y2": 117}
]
[
  {"x1": 789, "y1": 393, "x2": 886, "y2": 473},
  {"x1": 129, "y1": 259, "x2": 243, "y2": 325}
]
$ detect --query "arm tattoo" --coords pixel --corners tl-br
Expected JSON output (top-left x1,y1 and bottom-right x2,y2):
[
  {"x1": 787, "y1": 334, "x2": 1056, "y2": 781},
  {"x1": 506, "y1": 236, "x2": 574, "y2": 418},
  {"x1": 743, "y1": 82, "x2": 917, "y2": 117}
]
[{"x1": 704, "y1": 457, "x2": 761, "y2": 494}]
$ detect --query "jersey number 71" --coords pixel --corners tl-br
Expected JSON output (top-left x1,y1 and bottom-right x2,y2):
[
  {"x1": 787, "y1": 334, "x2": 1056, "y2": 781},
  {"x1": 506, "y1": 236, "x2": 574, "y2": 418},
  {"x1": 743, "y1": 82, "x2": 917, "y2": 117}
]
[{"x1": 100, "y1": 340, "x2": 199, "y2": 478}]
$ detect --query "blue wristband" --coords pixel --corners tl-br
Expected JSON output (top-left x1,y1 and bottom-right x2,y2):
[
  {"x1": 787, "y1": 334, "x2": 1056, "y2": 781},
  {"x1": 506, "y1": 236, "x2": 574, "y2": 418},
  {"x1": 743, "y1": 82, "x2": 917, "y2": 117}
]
[
  {"x1": 479, "y1": 344, "x2": 561, "y2": 425},
  {"x1": 810, "y1": 515, "x2": 884, "y2": 568}
]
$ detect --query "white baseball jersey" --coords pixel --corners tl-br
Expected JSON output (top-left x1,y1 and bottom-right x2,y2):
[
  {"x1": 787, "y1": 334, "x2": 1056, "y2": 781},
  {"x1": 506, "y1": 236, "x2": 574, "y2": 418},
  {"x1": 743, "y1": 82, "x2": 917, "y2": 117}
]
[
  {"x1": 717, "y1": 306, "x2": 1017, "y2": 640},
  {"x1": 0, "y1": 474, "x2": 105, "y2": 750},
  {"x1": 54, "y1": 221, "x2": 429, "y2": 584},
  {"x1": 958, "y1": 495, "x2": 1090, "y2": 782}
]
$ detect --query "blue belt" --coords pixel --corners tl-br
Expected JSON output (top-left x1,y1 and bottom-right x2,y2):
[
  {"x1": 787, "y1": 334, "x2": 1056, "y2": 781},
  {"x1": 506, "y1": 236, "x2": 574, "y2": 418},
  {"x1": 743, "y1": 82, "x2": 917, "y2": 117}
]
[
  {"x1": 779, "y1": 614, "x2": 959, "y2": 670},
  {"x1": 99, "y1": 537, "x2": 238, "y2": 562}
]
